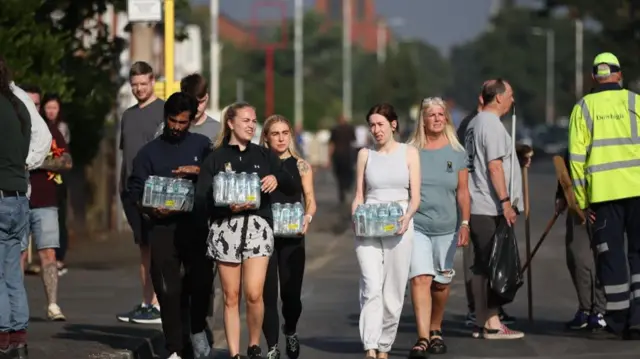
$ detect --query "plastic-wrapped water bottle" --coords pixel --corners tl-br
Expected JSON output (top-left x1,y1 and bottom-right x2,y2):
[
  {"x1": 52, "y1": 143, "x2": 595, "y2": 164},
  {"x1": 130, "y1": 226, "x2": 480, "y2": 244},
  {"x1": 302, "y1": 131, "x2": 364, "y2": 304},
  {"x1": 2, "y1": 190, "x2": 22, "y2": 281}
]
[
  {"x1": 365, "y1": 205, "x2": 377, "y2": 237},
  {"x1": 184, "y1": 180, "x2": 195, "y2": 211},
  {"x1": 282, "y1": 203, "x2": 293, "y2": 235},
  {"x1": 164, "y1": 178, "x2": 177, "y2": 209},
  {"x1": 292, "y1": 202, "x2": 305, "y2": 234},
  {"x1": 143, "y1": 176, "x2": 155, "y2": 207},
  {"x1": 388, "y1": 202, "x2": 404, "y2": 233},
  {"x1": 213, "y1": 172, "x2": 227, "y2": 206},
  {"x1": 354, "y1": 205, "x2": 367, "y2": 236},
  {"x1": 247, "y1": 173, "x2": 261, "y2": 208},
  {"x1": 237, "y1": 172, "x2": 248, "y2": 203},
  {"x1": 226, "y1": 172, "x2": 237, "y2": 204},
  {"x1": 153, "y1": 177, "x2": 167, "y2": 208},
  {"x1": 272, "y1": 203, "x2": 282, "y2": 234},
  {"x1": 377, "y1": 203, "x2": 392, "y2": 236}
]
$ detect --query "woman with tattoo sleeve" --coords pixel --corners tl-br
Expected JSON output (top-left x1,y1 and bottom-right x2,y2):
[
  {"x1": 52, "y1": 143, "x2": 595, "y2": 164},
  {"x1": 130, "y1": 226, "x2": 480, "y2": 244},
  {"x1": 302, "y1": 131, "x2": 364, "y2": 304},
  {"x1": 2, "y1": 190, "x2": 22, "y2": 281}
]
[{"x1": 259, "y1": 115, "x2": 317, "y2": 359}]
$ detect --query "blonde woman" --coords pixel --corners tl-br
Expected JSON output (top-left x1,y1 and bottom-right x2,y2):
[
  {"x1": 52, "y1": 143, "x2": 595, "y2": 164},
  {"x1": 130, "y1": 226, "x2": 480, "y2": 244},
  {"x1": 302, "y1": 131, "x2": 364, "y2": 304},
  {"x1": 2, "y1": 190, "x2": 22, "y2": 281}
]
[
  {"x1": 259, "y1": 115, "x2": 317, "y2": 359},
  {"x1": 406, "y1": 97, "x2": 470, "y2": 357},
  {"x1": 194, "y1": 103, "x2": 297, "y2": 359}
]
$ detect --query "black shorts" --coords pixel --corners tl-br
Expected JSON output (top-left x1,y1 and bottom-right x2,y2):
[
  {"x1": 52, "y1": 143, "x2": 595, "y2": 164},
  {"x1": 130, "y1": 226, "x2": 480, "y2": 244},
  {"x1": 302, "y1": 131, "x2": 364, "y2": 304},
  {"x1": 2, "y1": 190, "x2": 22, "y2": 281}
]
[
  {"x1": 469, "y1": 214, "x2": 501, "y2": 276},
  {"x1": 120, "y1": 191, "x2": 150, "y2": 245}
]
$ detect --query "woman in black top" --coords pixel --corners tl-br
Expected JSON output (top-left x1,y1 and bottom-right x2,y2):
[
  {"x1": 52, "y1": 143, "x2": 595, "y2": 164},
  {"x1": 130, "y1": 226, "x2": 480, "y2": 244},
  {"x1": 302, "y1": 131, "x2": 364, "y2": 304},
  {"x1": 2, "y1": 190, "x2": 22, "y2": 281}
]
[
  {"x1": 259, "y1": 115, "x2": 317, "y2": 359},
  {"x1": 194, "y1": 103, "x2": 297, "y2": 359}
]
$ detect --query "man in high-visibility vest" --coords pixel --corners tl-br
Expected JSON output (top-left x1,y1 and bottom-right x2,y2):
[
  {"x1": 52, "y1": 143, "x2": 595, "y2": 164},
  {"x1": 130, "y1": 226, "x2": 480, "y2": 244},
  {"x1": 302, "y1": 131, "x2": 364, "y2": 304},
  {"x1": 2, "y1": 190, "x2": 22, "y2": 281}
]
[{"x1": 568, "y1": 52, "x2": 640, "y2": 339}]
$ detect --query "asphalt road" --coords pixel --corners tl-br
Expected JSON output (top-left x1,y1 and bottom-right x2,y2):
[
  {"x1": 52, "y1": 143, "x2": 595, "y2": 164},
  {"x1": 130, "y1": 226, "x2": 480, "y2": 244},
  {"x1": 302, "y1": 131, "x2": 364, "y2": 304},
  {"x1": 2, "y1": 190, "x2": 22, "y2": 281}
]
[
  {"x1": 209, "y1": 160, "x2": 640, "y2": 359},
  {"x1": 23, "y1": 159, "x2": 640, "y2": 358}
]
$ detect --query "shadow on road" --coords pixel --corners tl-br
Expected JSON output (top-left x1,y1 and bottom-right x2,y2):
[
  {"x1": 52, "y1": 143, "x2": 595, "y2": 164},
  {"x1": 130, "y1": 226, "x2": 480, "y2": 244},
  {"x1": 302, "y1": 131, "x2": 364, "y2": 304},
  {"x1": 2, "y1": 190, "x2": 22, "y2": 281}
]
[{"x1": 53, "y1": 323, "x2": 162, "y2": 356}]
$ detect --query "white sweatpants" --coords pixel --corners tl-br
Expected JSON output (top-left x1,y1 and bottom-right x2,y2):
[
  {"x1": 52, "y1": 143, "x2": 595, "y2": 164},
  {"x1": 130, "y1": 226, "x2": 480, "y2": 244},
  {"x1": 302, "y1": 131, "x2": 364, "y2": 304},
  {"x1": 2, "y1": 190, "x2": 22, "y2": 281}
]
[{"x1": 355, "y1": 222, "x2": 413, "y2": 353}]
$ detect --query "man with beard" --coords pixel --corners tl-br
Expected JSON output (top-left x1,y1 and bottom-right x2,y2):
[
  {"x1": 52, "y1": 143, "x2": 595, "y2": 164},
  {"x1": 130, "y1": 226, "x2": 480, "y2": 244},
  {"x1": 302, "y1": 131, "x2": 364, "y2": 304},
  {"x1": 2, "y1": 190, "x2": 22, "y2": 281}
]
[
  {"x1": 117, "y1": 62, "x2": 165, "y2": 324},
  {"x1": 128, "y1": 92, "x2": 214, "y2": 359}
]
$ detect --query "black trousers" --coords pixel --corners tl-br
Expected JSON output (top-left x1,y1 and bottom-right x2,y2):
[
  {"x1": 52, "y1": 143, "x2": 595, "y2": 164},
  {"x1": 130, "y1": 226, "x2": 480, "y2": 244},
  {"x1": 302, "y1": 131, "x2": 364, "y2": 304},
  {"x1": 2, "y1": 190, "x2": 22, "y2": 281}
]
[
  {"x1": 332, "y1": 155, "x2": 354, "y2": 204},
  {"x1": 262, "y1": 237, "x2": 306, "y2": 348},
  {"x1": 149, "y1": 221, "x2": 214, "y2": 355},
  {"x1": 592, "y1": 197, "x2": 640, "y2": 334}
]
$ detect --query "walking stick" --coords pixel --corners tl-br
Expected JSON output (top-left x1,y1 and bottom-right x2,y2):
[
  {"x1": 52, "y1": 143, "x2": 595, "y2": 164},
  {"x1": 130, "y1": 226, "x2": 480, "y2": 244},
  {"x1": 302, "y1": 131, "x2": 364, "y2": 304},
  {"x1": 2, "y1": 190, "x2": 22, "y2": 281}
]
[
  {"x1": 522, "y1": 154, "x2": 533, "y2": 323},
  {"x1": 520, "y1": 212, "x2": 559, "y2": 275}
]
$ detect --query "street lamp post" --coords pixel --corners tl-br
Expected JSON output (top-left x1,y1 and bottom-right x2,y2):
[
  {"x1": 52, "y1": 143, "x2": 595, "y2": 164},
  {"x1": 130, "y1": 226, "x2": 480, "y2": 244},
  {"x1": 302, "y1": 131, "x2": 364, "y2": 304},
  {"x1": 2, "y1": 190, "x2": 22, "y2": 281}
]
[
  {"x1": 294, "y1": 0, "x2": 304, "y2": 128},
  {"x1": 343, "y1": 0, "x2": 352, "y2": 121},
  {"x1": 532, "y1": 27, "x2": 555, "y2": 126}
]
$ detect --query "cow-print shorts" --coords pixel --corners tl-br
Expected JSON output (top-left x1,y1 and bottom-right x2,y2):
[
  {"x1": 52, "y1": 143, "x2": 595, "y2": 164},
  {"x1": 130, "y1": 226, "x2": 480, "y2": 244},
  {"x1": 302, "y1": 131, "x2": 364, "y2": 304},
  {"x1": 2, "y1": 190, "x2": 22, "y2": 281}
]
[{"x1": 207, "y1": 214, "x2": 274, "y2": 263}]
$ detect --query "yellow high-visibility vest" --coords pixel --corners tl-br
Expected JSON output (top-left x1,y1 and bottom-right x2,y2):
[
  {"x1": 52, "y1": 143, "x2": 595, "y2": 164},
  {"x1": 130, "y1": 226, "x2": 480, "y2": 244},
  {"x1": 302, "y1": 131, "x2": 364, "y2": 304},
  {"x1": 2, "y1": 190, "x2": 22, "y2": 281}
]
[{"x1": 568, "y1": 87, "x2": 640, "y2": 209}]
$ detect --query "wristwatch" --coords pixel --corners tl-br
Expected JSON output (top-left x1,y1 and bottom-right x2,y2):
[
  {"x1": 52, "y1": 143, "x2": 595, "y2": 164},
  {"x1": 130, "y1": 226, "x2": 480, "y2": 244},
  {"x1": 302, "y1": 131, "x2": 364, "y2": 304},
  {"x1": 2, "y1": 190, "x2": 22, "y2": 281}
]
[{"x1": 460, "y1": 220, "x2": 470, "y2": 229}]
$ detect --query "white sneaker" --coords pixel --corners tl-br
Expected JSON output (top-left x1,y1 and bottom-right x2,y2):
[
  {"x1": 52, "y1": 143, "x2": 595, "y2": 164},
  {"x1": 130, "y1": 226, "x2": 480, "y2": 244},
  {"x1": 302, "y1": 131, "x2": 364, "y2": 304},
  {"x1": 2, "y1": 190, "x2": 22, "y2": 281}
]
[
  {"x1": 167, "y1": 353, "x2": 182, "y2": 359},
  {"x1": 190, "y1": 331, "x2": 212, "y2": 359},
  {"x1": 47, "y1": 303, "x2": 66, "y2": 321}
]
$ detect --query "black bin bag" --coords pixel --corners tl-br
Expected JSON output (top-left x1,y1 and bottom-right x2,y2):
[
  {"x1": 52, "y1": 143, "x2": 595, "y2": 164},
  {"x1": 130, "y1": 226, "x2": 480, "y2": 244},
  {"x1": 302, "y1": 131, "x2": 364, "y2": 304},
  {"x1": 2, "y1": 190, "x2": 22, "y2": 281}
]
[{"x1": 487, "y1": 217, "x2": 524, "y2": 308}]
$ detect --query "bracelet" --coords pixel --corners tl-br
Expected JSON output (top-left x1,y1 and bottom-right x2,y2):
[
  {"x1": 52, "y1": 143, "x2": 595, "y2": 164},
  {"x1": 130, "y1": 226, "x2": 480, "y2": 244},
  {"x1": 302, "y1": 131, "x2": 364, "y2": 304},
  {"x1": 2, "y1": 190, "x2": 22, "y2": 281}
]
[
  {"x1": 305, "y1": 214, "x2": 313, "y2": 223},
  {"x1": 500, "y1": 196, "x2": 511, "y2": 204}
]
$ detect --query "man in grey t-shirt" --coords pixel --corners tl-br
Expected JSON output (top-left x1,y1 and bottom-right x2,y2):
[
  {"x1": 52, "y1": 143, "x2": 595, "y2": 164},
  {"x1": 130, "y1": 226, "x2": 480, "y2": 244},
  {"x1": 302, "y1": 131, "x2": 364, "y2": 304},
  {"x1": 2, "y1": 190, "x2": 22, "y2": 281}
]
[
  {"x1": 463, "y1": 79, "x2": 524, "y2": 339},
  {"x1": 117, "y1": 62, "x2": 164, "y2": 325},
  {"x1": 155, "y1": 74, "x2": 221, "y2": 143}
]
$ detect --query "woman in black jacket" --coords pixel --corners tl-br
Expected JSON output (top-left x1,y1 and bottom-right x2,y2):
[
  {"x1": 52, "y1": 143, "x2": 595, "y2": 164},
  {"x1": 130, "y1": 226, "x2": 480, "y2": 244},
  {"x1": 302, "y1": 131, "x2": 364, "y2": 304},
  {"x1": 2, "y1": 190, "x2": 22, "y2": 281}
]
[{"x1": 194, "y1": 102, "x2": 297, "y2": 359}]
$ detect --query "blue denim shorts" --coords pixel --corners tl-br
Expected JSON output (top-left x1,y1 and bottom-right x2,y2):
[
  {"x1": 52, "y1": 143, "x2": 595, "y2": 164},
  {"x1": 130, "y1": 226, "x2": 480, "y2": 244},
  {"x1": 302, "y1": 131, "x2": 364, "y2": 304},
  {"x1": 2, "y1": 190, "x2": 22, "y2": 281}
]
[
  {"x1": 21, "y1": 207, "x2": 60, "y2": 251},
  {"x1": 409, "y1": 231, "x2": 457, "y2": 284}
]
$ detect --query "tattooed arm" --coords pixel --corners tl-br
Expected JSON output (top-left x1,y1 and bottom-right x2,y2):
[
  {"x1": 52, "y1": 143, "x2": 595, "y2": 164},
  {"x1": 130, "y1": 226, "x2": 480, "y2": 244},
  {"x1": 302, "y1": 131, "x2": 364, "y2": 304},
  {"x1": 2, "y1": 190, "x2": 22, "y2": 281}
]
[
  {"x1": 39, "y1": 152, "x2": 73, "y2": 172},
  {"x1": 297, "y1": 159, "x2": 317, "y2": 218}
]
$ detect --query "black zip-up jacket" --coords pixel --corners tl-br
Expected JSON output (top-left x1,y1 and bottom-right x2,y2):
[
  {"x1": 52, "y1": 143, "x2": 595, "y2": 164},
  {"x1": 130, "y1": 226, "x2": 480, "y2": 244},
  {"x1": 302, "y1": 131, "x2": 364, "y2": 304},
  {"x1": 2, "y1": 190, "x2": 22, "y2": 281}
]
[
  {"x1": 128, "y1": 132, "x2": 212, "y2": 226},
  {"x1": 194, "y1": 139, "x2": 298, "y2": 226}
]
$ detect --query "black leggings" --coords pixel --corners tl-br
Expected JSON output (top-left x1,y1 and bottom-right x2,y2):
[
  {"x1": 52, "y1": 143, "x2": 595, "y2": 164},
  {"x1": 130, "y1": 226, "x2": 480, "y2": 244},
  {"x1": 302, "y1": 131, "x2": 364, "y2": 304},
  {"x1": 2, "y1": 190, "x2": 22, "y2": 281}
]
[
  {"x1": 262, "y1": 237, "x2": 306, "y2": 347},
  {"x1": 149, "y1": 222, "x2": 214, "y2": 355}
]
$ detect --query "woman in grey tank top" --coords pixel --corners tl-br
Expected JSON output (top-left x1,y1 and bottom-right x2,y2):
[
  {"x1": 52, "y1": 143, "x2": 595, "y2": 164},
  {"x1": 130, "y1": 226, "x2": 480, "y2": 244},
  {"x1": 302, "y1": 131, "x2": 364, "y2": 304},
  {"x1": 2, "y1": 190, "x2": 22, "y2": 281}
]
[{"x1": 352, "y1": 103, "x2": 421, "y2": 359}]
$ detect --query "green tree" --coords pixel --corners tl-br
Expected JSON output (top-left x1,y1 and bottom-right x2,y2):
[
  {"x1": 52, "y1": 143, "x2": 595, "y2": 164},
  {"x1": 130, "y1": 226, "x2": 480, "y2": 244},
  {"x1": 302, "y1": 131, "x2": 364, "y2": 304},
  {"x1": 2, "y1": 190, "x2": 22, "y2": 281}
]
[
  {"x1": 448, "y1": 6, "x2": 599, "y2": 125},
  {"x1": 542, "y1": 0, "x2": 640, "y2": 90}
]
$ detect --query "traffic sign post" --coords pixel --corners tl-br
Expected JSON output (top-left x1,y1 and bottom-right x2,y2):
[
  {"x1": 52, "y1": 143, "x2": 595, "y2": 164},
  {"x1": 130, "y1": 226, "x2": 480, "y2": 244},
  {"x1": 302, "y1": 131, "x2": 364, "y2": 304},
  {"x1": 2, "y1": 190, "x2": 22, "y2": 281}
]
[
  {"x1": 250, "y1": 1, "x2": 288, "y2": 118},
  {"x1": 127, "y1": 0, "x2": 162, "y2": 22}
]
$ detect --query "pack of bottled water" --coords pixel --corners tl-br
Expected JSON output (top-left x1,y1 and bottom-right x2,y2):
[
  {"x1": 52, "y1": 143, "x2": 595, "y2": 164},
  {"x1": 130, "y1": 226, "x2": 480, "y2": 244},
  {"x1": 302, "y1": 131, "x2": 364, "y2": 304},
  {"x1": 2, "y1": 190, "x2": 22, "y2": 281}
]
[
  {"x1": 142, "y1": 176, "x2": 195, "y2": 211},
  {"x1": 213, "y1": 172, "x2": 261, "y2": 208},
  {"x1": 353, "y1": 202, "x2": 404, "y2": 237},
  {"x1": 272, "y1": 202, "x2": 305, "y2": 237}
]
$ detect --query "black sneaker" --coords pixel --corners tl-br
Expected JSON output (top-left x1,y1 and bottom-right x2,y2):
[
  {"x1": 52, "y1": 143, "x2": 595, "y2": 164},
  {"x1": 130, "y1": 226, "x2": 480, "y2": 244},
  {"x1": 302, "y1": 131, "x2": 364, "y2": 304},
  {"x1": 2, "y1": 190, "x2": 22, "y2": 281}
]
[
  {"x1": 587, "y1": 313, "x2": 606, "y2": 331},
  {"x1": 247, "y1": 345, "x2": 262, "y2": 359},
  {"x1": 116, "y1": 304, "x2": 145, "y2": 323},
  {"x1": 498, "y1": 308, "x2": 516, "y2": 325},
  {"x1": 566, "y1": 310, "x2": 589, "y2": 330},
  {"x1": 130, "y1": 306, "x2": 162, "y2": 324},
  {"x1": 283, "y1": 327, "x2": 300, "y2": 359},
  {"x1": 266, "y1": 345, "x2": 281, "y2": 359}
]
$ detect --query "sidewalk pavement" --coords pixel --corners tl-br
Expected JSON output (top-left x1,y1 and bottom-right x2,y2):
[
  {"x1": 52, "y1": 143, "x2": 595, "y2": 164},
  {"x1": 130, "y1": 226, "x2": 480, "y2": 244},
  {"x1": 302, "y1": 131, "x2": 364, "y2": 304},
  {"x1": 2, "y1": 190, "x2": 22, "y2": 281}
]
[{"x1": 24, "y1": 230, "x2": 164, "y2": 359}]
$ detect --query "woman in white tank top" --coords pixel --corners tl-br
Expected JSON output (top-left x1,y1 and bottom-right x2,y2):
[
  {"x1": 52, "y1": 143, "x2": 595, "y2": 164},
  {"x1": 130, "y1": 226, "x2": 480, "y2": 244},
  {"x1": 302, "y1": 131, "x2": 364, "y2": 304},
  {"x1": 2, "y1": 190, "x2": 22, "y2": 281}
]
[{"x1": 352, "y1": 103, "x2": 421, "y2": 359}]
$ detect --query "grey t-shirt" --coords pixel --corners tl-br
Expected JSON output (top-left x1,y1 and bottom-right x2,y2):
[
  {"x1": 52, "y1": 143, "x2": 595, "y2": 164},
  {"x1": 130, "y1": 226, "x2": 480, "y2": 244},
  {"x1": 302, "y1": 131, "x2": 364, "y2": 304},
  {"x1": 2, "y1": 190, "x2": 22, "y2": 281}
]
[
  {"x1": 119, "y1": 98, "x2": 164, "y2": 192},
  {"x1": 464, "y1": 111, "x2": 524, "y2": 216},
  {"x1": 414, "y1": 145, "x2": 467, "y2": 236},
  {"x1": 155, "y1": 115, "x2": 220, "y2": 144}
]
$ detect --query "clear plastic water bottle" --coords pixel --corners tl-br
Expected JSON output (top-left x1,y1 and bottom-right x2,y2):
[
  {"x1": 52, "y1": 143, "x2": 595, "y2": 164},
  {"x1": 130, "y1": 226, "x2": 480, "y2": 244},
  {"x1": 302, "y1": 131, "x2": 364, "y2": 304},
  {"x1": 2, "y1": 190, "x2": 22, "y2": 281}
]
[
  {"x1": 365, "y1": 205, "x2": 377, "y2": 237},
  {"x1": 388, "y1": 202, "x2": 404, "y2": 233},
  {"x1": 354, "y1": 205, "x2": 367, "y2": 236},
  {"x1": 143, "y1": 176, "x2": 155, "y2": 207},
  {"x1": 185, "y1": 180, "x2": 195, "y2": 211},
  {"x1": 272, "y1": 203, "x2": 282, "y2": 234},
  {"x1": 213, "y1": 172, "x2": 227, "y2": 206},
  {"x1": 377, "y1": 203, "x2": 391, "y2": 236},
  {"x1": 226, "y1": 172, "x2": 237, "y2": 204},
  {"x1": 164, "y1": 178, "x2": 177, "y2": 209},
  {"x1": 153, "y1": 177, "x2": 167, "y2": 208},
  {"x1": 248, "y1": 173, "x2": 261, "y2": 208},
  {"x1": 236, "y1": 172, "x2": 248, "y2": 203},
  {"x1": 282, "y1": 203, "x2": 293, "y2": 235},
  {"x1": 292, "y1": 202, "x2": 305, "y2": 234}
]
